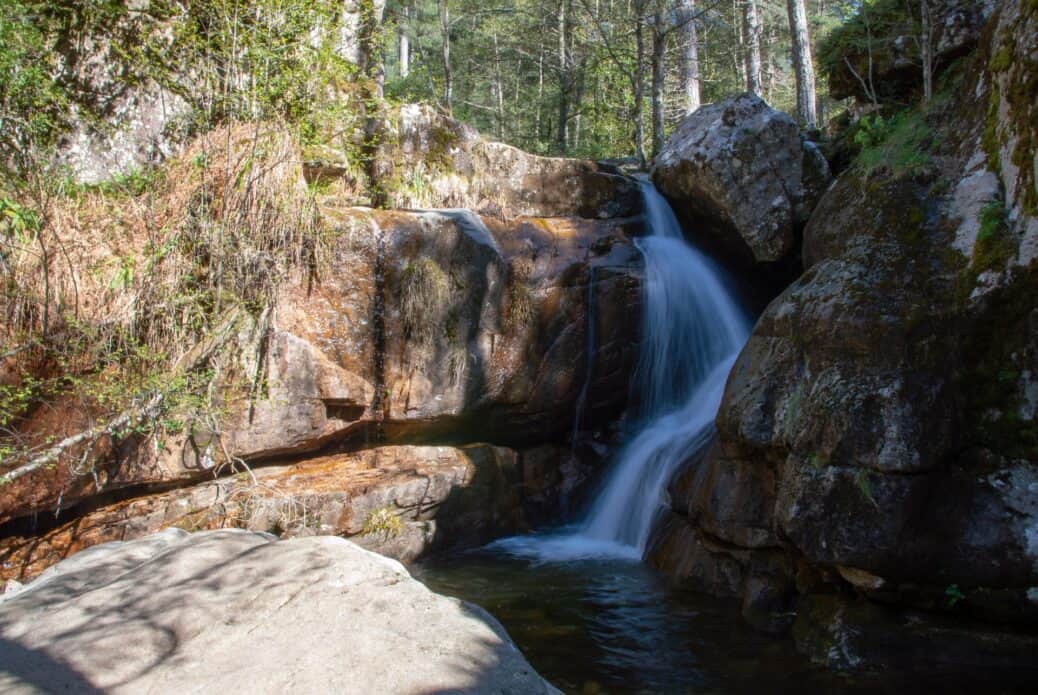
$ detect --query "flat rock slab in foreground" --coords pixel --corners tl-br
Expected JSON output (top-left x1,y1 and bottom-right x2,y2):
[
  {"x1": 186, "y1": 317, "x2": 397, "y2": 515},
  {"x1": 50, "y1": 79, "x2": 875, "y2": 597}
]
[{"x1": 0, "y1": 529, "x2": 558, "y2": 694}]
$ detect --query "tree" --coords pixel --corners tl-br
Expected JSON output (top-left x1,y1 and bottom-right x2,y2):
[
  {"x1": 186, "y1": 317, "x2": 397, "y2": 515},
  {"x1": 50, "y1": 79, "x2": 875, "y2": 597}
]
[
  {"x1": 743, "y1": 0, "x2": 763, "y2": 95},
  {"x1": 786, "y1": 0, "x2": 817, "y2": 126},
  {"x1": 679, "y1": 0, "x2": 701, "y2": 114}
]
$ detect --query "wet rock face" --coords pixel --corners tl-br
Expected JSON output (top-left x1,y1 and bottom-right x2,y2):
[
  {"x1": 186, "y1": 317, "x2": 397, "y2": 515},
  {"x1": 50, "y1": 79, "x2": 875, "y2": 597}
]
[
  {"x1": 249, "y1": 207, "x2": 642, "y2": 453},
  {"x1": 650, "y1": 93, "x2": 831, "y2": 283},
  {"x1": 0, "y1": 529, "x2": 558, "y2": 694}
]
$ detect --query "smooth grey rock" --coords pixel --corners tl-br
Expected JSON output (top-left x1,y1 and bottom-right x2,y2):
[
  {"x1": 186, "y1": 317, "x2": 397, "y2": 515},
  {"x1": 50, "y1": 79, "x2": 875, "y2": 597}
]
[
  {"x1": 651, "y1": 93, "x2": 831, "y2": 271},
  {"x1": 0, "y1": 529, "x2": 558, "y2": 694}
]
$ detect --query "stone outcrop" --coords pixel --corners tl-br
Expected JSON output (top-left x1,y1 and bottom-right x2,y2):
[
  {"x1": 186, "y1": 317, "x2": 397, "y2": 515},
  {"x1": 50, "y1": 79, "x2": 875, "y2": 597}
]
[
  {"x1": 650, "y1": 0, "x2": 1038, "y2": 667},
  {"x1": 0, "y1": 529, "x2": 559, "y2": 694},
  {"x1": 0, "y1": 187, "x2": 641, "y2": 527},
  {"x1": 0, "y1": 445, "x2": 532, "y2": 580},
  {"x1": 307, "y1": 103, "x2": 641, "y2": 219},
  {"x1": 650, "y1": 93, "x2": 831, "y2": 283},
  {"x1": 825, "y1": 0, "x2": 997, "y2": 103}
]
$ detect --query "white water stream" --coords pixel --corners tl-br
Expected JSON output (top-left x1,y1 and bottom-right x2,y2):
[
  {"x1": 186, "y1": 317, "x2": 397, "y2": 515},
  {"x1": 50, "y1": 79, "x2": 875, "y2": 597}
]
[{"x1": 493, "y1": 178, "x2": 750, "y2": 562}]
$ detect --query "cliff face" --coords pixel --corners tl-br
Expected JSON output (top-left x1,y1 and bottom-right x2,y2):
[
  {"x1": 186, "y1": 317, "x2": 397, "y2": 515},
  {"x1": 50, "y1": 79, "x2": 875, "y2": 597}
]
[
  {"x1": 649, "y1": 0, "x2": 1038, "y2": 668},
  {"x1": 0, "y1": 110, "x2": 644, "y2": 577}
]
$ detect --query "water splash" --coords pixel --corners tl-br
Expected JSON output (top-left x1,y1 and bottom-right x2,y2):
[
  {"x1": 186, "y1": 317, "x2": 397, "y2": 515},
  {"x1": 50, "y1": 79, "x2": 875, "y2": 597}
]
[{"x1": 492, "y1": 178, "x2": 750, "y2": 562}]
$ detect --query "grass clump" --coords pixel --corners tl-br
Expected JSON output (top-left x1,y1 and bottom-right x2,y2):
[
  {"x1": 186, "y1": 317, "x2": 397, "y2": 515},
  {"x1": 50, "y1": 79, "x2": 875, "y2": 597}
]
[
  {"x1": 361, "y1": 507, "x2": 404, "y2": 539},
  {"x1": 400, "y1": 257, "x2": 450, "y2": 343},
  {"x1": 971, "y1": 201, "x2": 1016, "y2": 274}
]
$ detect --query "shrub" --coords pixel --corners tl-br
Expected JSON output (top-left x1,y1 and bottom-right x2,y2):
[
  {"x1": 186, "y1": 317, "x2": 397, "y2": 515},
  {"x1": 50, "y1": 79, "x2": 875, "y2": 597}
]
[{"x1": 852, "y1": 110, "x2": 932, "y2": 178}]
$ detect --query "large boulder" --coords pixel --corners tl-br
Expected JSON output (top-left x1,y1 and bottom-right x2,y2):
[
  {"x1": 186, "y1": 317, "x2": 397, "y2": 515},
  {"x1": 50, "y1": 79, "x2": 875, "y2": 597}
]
[
  {"x1": 650, "y1": 1, "x2": 1038, "y2": 666},
  {"x1": 308, "y1": 103, "x2": 641, "y2": 218},
  {"x1": 650, "y1": 93, "x2": 831, "y2": 284},
  {"x1": 0, "y1": 529, "x2": 558, "y2": 694}
]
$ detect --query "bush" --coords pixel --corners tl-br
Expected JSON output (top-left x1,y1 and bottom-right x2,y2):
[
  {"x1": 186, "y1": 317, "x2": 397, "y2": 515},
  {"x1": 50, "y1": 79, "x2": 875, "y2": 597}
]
[{"x1": 852, "y1": 110, "x2": 932, "y2": 178}]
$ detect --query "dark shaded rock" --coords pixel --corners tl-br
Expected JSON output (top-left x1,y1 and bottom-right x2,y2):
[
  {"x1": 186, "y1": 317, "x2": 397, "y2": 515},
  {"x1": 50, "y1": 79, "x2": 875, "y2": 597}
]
[
  {"x1": 824, "y1": 0, "x2": 996, "y2": 104},
  {"x1": 651, "y1": 6, "x2": 1038, "y2": 659},
  {"x1": 793, "y1": 594, "x2": 1038, "y2": 679}
]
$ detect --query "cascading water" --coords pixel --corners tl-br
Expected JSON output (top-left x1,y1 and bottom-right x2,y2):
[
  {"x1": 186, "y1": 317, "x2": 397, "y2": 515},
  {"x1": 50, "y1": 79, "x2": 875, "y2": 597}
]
[{"x1": 493, "y1": 178, "x2": 750, "y2": 561}]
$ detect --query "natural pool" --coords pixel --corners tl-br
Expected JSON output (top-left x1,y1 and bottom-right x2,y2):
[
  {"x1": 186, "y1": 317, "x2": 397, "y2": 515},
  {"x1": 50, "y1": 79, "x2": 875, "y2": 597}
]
[
  {"x1": 415, "y1": 547, "x2": 849, "y2": 694},
  {"x1": 415, "y1": 544, "x2": 1038, "y2": 694}
]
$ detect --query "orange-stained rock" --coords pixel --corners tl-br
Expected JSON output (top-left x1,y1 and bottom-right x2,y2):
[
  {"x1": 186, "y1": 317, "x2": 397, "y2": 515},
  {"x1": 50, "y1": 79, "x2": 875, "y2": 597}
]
[
  {"x1": 0, "y1": 205, "x2": 642, "y2": 525},
  {"x1": 0, "y1": 444, "x2": 524, "y2": 581}
]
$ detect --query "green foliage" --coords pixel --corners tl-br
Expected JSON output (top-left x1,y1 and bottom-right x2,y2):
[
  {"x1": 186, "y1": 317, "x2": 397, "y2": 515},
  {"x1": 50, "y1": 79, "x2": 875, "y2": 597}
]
[
  {"x1": 400, "y1": 257, "x2": 450, "y2": 343},
  {"x1": 853, "y1": 468, "x2": 879, "y2": 509},
  {"x1": 817, "y1": 0, "x2": 917, "y2": 96},
  {"x1": 971, "y1": 201, "x2": 1016, "y2": 275},
  {"x1": 361, "y1": 506, "x2": 405, "y2": 538},
  {"x1": 0, "y1": 1, "x2": 71, "y2": 176},
  {"x1": 852, "y1": 110, "x2": 931, "y2": 178}
]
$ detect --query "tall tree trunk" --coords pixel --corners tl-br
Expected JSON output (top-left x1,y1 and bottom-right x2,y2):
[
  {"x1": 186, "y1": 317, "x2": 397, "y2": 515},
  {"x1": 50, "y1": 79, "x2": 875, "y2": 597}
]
[
  {"x1": 743, "y1": 0, "x2": 762, "y2": 95},
  {"x1": 359, "y1": 0, "x2": 387, "y2": 206},
  {"x1": 493, "y1": 32, "x2": 505, "y2": 139},
  {"x1": 634, "y1": 3, "x2": 647, "y2": 166},
  {"x1": 650, "y1": 9, "x2": 666, "y2": 157},
  {"x1": 439, "y1": 0, "x2": 452, "y2": 114},
  {"x1": 399, "y1": 9, "x2": 410, "y2": 78},
  {"x1": 786, "y1": 0, "x2": 817, "y2": 126},
  {"x1": 557, "y1": 0, "x2": 572, "y2": 151},
  {"x1": 733, "y1": 0, "x2": 747, "y2": 87},
  {"x1": 680, "y1": 0, "x2": 701, "y2": 114},
  {"x1": 921, "y1": 0, "x2": 933, "y2": 103}
]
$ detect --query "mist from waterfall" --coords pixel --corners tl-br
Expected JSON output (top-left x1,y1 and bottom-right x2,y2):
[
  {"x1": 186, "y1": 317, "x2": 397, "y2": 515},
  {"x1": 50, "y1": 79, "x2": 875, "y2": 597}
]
[{"x1": 492, "y1": 178, "x2": 751, "y2": 562}]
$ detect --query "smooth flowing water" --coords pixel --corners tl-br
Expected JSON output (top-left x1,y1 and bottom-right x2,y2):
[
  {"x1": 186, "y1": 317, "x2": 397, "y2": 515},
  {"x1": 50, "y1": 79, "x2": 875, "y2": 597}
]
[
  {"x1": 415, "y1": 183, "x2": 1033, "y2": 692},
  {"x1": 493, "y1": 178, "x2": 750, "y2": 561}
]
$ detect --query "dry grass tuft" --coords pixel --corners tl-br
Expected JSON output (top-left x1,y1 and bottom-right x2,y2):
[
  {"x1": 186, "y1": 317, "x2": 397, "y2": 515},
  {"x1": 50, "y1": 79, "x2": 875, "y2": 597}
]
[{"x1": 1, "y1": 121, "x2": 322, "y2": 467}]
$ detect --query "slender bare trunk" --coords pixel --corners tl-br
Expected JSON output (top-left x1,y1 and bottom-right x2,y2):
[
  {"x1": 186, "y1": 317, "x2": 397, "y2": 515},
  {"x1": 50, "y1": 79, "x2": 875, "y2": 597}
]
[
  {"x1": 634, "y1": 3, "x2": 647, "y2": 166},
  {"x1": 440, "y1": 0, "x2": 452, "y2": 114},
  {"x1": 743, "y1": 0, "x2": 762, "y2": 95},
  {"x1": 786, "y1": 0, "x2": 817, "y2": 126},
  {"x1": 921, "y1": 0, "x2": 933, "y2": 103},
  {"x1": 650, "y1": 9, "x2": 666, "y2": 157},
  {"x1": 493, "y1": 32, "x2": 505, "y2": 139},
  {"x1": 399, "y1": 28, "x2": 409, "y2": 77},
  {"x1": 680, "y1": 0, "x2": 701, "y2": 114},
  {"x1": 557, "y1": 0, "x2": 572, "y2": 151}
]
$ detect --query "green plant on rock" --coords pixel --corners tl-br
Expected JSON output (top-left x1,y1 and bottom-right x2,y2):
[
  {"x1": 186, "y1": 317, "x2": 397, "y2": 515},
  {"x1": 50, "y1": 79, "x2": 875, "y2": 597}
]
[
  {"x1": 361, "y1": 506, "x2": 404, "y2": 539},
  {"x1": 400, "y1": 257, "x2": 450, "y2": 343},
  {"x1": 853, "y1": 469, "x2": 879, "y2": 509},
  {"x1": 971, "y1": 200, "x2": 1016, "y2": 275},
  {"x1": 852, "y1": 110, "x2": 932, "y2": 179},
  {"x1": 502, "y1": 259, "x2": 535, "y2": 335}
]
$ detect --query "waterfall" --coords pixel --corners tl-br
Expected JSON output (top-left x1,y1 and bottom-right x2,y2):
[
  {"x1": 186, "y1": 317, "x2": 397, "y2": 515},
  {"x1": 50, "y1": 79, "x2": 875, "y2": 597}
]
[{"x1": 493, "y1": 178, "x2": 750, "y2": 561}]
